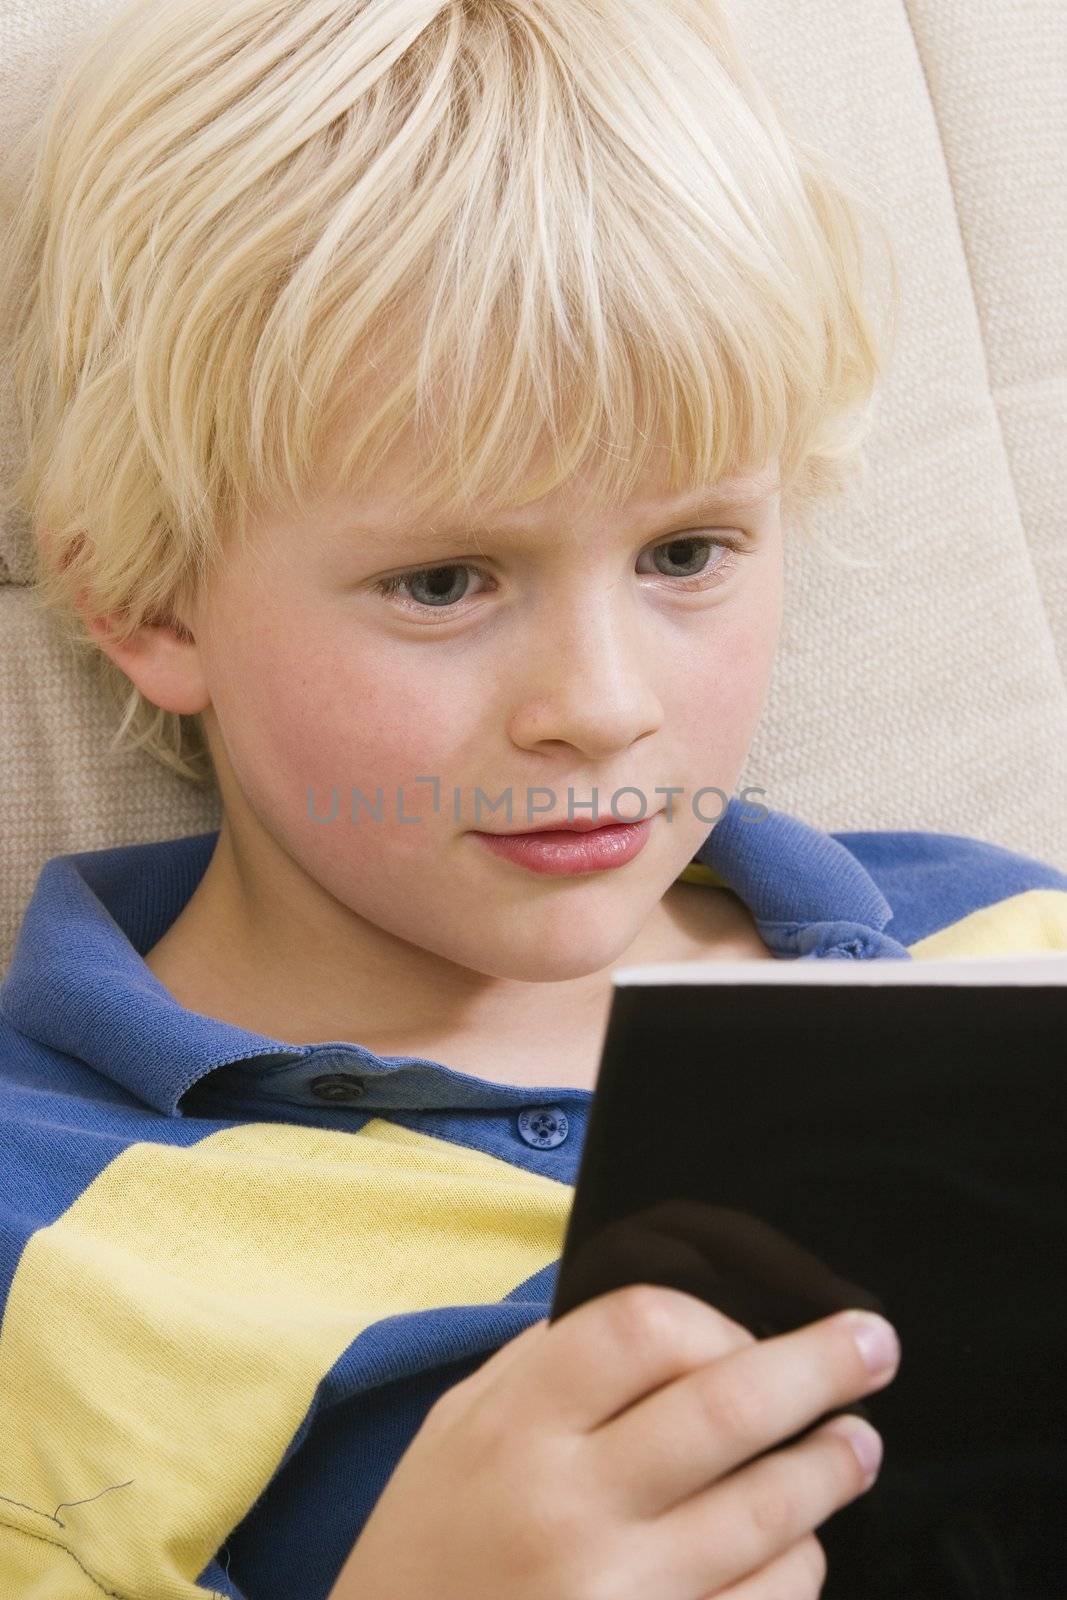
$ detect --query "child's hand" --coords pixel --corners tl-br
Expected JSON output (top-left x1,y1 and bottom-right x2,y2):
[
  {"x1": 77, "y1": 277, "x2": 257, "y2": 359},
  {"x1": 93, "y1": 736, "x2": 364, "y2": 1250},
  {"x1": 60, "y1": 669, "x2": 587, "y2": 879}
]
[{"x1": 328, "y1": 1283, "x2": 900, "y2": 1600}]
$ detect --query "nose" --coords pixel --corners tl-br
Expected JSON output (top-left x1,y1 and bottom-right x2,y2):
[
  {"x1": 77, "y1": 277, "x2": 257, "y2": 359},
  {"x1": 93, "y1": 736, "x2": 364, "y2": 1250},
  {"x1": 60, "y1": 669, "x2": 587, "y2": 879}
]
[{"x1": 506, "y1": 592, "x2": 665, "y2": 760}]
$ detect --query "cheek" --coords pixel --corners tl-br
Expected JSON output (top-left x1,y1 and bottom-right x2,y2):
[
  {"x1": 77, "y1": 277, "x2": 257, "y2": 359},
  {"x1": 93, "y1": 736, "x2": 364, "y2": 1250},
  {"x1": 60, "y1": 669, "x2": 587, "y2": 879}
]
[
  {"x1": 677, "y1": 584, "x2": 781, "y2": 743},
  {"x1": 207, "y1": 622, "x2": 480, "y2": 843}
]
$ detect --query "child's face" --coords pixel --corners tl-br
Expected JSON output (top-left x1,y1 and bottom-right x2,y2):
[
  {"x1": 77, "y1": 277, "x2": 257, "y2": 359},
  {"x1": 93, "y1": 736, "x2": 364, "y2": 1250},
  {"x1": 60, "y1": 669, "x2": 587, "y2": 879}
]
[{"x1": 126, "y1": 428, "x2": 784, "y2": 984}]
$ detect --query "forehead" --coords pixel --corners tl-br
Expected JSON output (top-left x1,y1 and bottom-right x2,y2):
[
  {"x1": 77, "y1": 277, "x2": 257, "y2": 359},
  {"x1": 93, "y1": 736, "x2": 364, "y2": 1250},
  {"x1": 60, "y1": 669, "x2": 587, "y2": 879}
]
[{"x1": 318, "y1": 451, "x2": 782, "y2": 554}]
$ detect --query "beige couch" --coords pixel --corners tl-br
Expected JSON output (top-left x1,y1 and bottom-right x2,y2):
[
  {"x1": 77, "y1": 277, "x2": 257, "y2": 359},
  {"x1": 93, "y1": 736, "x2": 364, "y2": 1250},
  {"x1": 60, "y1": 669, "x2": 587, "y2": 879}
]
[{"x1": 2, "y1": 0, "x2": 1065, "y2": 975}]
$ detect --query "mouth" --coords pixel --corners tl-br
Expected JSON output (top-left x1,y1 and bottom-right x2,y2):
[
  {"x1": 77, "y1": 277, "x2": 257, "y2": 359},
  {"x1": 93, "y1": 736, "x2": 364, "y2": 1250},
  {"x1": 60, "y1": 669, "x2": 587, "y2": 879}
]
[
  {"x1": 476, "y1": 810, "x2": 662, "y2": 837},
  {"x1": 469, "y1": 811, "x2": 660, "y2": 876}
]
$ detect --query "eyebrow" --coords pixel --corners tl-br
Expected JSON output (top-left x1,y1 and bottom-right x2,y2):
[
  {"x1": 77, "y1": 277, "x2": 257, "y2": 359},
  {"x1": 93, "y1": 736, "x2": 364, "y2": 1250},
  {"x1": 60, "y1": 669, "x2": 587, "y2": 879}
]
[{"x1": 348, "y1": 479, "x2": 779, "y2": 551}]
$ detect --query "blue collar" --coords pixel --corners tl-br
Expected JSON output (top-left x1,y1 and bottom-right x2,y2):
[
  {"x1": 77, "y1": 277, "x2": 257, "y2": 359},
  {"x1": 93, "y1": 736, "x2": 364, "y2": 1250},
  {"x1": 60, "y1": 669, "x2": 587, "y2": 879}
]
[{"x1": 0, "y1": 797, "x2": 910, "y2": 1115}]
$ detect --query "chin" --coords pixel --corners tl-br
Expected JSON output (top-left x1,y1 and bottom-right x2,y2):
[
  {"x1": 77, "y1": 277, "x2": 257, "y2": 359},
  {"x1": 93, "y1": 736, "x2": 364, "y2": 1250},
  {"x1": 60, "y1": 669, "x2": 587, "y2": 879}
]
[{"x1": 473, "y1": 939, "x2": 628, "y2": 985}]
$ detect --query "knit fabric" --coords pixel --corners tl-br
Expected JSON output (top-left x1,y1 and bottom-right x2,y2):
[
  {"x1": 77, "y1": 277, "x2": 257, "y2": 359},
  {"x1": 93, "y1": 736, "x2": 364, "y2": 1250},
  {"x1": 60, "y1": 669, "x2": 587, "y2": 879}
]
[{"x1": 1, "y1": 796, "x2": 1066, "y2": 1598}]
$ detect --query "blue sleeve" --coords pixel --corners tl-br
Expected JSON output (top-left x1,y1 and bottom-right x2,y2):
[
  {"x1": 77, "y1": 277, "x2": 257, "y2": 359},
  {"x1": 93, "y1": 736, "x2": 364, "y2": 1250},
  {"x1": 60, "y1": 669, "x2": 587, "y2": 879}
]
[{"x1": 832, "y1": 828, "x2": 1067, "y2": 949}]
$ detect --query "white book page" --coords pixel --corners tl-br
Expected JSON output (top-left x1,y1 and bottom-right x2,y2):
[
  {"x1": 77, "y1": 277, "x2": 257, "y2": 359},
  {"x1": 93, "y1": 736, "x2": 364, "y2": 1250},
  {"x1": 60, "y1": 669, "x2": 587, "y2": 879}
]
[{"x1": 612, "y1": 949, "x2": 1067, "y2": 987}]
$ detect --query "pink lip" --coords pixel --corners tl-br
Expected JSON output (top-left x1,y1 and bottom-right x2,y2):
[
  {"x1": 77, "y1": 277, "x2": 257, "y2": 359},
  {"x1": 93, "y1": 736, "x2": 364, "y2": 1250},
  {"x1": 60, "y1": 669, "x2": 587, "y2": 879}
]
[
  {"x1": 486, "y1": 816, "x2": 637, "y2": 835},
  {"x1": 471, "y1": 815, "x2": 657, "y2": 876}
]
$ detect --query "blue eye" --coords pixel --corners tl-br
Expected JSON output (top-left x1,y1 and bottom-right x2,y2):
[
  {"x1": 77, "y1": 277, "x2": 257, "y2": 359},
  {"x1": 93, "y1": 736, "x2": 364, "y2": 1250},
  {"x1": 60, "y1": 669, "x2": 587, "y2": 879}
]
[
  {"x1": 376, "y1": 565, "x2": 473, "y2": 608},
  {"x1": 373, "y1": 533, "x2": 744, "y2": 615},
  {"x1": 643, "y1": 536, "x2": 718, "y2": 580}
]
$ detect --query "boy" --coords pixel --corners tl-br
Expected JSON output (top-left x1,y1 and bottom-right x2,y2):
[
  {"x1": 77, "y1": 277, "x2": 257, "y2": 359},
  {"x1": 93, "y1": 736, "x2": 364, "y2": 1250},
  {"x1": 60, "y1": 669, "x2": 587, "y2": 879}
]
[{"x1": 2, "y1": 0, "x2": 1066, "y2": 1595}]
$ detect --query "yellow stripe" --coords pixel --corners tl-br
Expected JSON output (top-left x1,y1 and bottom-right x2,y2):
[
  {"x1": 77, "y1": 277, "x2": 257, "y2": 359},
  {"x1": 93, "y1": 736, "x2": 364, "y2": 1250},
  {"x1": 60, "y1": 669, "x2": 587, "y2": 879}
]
[
  {"x1": 0, "y1": 1119, "x2": 572, "y2": 1598},
  {"x1": 675, "y1": 861, "x2": 728, "y2": 889},
  {"x1": 0, "y1": 1521, "x2": 105, "y2": 1598},
  {"x1": 908, "y1": 888, "x2": 1067, "y2": 960}
]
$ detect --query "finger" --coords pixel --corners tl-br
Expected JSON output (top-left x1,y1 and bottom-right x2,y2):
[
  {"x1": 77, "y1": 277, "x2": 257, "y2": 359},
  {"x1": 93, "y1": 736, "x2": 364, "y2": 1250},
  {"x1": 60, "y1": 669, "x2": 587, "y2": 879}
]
[
  {"x1": 591, "y1": 1308, "x2": 899, "y2": 1516},
  {"x1": 464, "y1": 1316, "x2": 550, "y2": 1398},
  {"x1": 709, "y1": 1534, "x2": 827, "y2": 1600},
  {"x1": 522, "y1": 1281, "x2": 756, "y2": 1433},
  {"x1": 650, "y1": 1411, "x2": 883, "y2": 1597}
]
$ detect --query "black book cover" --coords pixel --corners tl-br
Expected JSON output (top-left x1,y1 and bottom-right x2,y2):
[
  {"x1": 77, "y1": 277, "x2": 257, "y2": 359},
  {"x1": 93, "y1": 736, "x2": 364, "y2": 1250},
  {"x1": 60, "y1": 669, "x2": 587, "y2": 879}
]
[{"x1": 551, "y1": 953, "x2": 1067, "y2": 1600}]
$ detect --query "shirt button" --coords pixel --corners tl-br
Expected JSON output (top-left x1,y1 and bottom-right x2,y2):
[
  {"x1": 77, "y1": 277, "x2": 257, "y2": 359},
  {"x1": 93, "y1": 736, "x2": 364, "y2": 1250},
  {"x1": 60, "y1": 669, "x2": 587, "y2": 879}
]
[
  {"x1": 517, "y1": 1107, "x2": 569, "y2": 1149},
  {"x1": 308, "y1": 1073, "x2": 367, "y2": 1103}
]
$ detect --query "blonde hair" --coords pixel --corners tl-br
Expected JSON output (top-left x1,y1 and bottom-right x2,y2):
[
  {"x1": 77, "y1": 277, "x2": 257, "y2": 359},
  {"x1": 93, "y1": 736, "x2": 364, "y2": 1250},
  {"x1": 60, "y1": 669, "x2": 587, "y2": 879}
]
[{"x1": 1, "y1": 0, "x2": 899, "y2": 785}]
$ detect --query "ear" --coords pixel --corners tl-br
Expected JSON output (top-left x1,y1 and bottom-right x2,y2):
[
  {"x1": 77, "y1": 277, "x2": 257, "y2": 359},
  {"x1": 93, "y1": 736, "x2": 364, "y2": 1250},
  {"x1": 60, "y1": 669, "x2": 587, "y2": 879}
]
[
  {"x1": 81, "y1": 604, "x2": 211, "y2": 718},
  {"x1": 38, "y1": 526, "x2": 212, "y2": 716}
]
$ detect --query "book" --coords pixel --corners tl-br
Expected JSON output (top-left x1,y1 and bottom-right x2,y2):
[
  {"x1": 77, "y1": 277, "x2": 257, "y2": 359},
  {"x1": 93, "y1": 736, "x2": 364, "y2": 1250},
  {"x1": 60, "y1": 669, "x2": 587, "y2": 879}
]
[{"x1": 551, "y1": 950, "x2": 1067, "y2": 1599}]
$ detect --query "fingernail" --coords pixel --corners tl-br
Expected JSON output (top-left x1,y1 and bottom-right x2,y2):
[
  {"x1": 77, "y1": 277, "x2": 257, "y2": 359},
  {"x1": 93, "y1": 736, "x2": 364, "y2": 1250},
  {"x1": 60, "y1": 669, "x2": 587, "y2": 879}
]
[
  {"x1": 842, "y1": 1311, "x2": 900, "y2": 1377},
  {"x1": 823, "y1": 1414, "x2": 884, "y2": 1484}
]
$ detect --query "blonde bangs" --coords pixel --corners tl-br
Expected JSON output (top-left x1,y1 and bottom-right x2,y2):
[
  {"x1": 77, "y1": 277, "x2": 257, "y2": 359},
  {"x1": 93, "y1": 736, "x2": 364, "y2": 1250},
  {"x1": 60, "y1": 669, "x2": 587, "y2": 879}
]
[{"x1": 1, "y1": 0, "x2": 898, "y2": 782}]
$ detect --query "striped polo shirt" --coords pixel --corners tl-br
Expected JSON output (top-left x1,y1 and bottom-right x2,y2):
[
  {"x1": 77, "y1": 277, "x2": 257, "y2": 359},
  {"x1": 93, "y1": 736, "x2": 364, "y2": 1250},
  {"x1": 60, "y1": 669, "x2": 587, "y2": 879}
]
[{"x1": 2, "y1": 797, "x2": 1066, "y2": 1599}]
